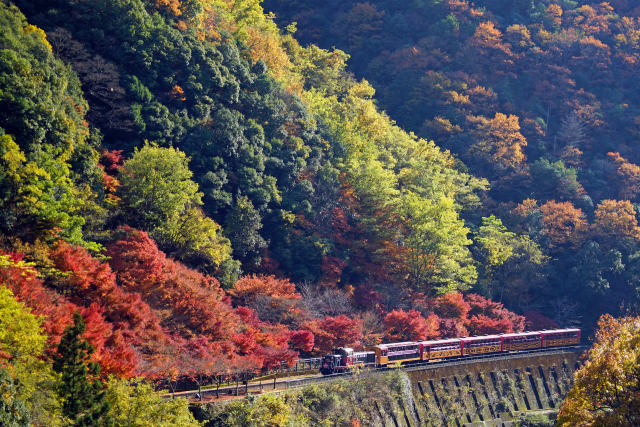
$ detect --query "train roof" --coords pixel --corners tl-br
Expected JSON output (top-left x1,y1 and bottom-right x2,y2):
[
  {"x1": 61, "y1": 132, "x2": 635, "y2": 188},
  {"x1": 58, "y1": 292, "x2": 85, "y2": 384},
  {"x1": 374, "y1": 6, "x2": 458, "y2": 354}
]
[
  {"x1": 419, "y1": 338, "x2": 461, "y2": 346},
  {"x1": 460, "y1": 335, "x2": 502, "y2": 341},
  {"x1": 539, "y1": 328, "x2": 581, "y2": 334}
]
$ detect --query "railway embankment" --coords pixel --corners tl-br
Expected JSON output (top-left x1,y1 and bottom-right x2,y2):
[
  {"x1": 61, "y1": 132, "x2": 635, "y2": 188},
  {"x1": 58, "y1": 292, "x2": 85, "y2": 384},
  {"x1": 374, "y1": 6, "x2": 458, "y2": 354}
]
[
  {"x1": 406, "y1": 349, "x2": 580, "y2": 426},
  {"x1": 191, "y1": 348, "x2": 582, "y2": 426}
]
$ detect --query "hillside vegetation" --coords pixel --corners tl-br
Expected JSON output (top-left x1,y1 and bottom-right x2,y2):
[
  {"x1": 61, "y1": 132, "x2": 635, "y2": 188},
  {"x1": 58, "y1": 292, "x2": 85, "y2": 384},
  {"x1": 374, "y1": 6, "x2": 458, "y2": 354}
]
[
  {"x1": 1, "y1": 0, "x2": 638, "y2": 424},
  {"x1": 265, "y1": 0, "x2": 640, "y2": 329}
]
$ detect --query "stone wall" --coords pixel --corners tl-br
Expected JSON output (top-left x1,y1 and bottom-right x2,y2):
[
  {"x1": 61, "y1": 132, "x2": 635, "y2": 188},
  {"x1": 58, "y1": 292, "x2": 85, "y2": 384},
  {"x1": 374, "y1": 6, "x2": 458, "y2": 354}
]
[{"x1": 404, "y1": 351, "x2": 580, "y2": 426}]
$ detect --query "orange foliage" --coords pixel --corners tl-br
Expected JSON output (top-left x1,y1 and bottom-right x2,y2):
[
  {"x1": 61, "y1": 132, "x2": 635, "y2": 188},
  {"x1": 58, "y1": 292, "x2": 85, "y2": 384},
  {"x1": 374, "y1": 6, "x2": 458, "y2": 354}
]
[
  {"x1": 468, "y1": 113, "x2": 527, "y2": 172},
  {"x1": 560, "y1": 145, "x2": 584, "y2": 168},
  {"x1": 592, "y1": 199, "x2": 640, "y2": 243},
  {"x1": 155, "y1": 0, "x2": 182, "y2": 17},
  {"x1": 512, "y1": 198, "x2": 539, "y2": 218},
  {"x1": 557, "y1": 314, "x2": 640, "y2": 425},
  {"x1": 470, "y1": 21, "x2": 512, "y2": 54},
  {"x1": 230, "y1": 274, "x2": 300, "y2": 302},
  {"x1": 539, "y1": 201, "x2": 588, "y2": 249},
  {"x1": 170, "y1": 85, "x2": 186, "y2": 101},
  {"x1": 467, "y1": 21, "x2": 514, "y2": 71},
  {"x1": 607, "y1": 152, "x2": 640, "y2": 199}
]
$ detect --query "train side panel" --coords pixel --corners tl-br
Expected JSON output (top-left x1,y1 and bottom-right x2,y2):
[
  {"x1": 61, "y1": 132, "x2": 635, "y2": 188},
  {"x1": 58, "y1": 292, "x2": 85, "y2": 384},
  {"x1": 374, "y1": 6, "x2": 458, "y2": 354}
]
[
  {"x1": 460, "y1": 335, "x2": 502, "y2": 356},
  {"x1": 541, "y1": 329, "x2": 581, "y2": 347},
  {"x1": 366, "y1": 342, "x2": 420, "y2": 366},
  {"x1": 419, "y1": 339, "x2": 462, "y2": 361},
  {"x1": 502, "y1": 332, "x2": 542, "y2": 351}
]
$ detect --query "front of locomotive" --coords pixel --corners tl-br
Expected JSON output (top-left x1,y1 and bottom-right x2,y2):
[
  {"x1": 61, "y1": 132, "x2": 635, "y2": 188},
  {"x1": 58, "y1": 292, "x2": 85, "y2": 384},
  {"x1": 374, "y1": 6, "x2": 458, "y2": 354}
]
[{"x1": 320, "y1": 353, "x2": 341, "y2": 375}]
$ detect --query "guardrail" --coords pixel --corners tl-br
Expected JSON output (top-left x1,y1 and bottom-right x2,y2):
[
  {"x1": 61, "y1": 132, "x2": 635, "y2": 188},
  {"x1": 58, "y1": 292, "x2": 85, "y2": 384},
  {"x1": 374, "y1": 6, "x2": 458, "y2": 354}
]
[
  {"x1": 256, "y1": 357, "x2": 322, "y2": 379},
  {"x1": 165, "y1": 346, "x2": 585, "y2": 402}
]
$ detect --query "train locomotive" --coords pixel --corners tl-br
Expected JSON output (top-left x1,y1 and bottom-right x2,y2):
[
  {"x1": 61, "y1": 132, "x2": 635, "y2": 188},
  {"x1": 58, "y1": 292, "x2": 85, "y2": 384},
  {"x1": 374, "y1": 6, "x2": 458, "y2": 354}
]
[{"x1": 320, "y1": 328, "x2": 580, "y2": 375}]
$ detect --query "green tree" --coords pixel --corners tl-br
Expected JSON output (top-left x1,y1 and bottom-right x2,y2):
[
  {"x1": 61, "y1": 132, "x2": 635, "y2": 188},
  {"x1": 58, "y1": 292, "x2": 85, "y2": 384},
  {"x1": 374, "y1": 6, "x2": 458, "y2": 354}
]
[
  {"x1": 105, "y1": 377, "x2": 201, "y2": 427},
  {"x1": 0, "y1": 3, "x2": 101, "y2": 245},
  {"x1": 53, "y1": 312, "x2": 112, "y2": 426},
  {"x1": 119, "y1": 143, "x2": 201, "y2": 230},
  {"x1": 118, "y1": 143, "x2": 234, "y2": 272},
  {"x1": 0, "y1": 368, "x2": 30, "y2": 427},
  {"x1": 225, "y1": 194, "x2": 267, "y2": 268},
  {"x1": 402, "y1": 192, "x2": 477, "y2": 295},
  {"x1": 473, "y1": 216, "x2": 547, "y2": 308}
]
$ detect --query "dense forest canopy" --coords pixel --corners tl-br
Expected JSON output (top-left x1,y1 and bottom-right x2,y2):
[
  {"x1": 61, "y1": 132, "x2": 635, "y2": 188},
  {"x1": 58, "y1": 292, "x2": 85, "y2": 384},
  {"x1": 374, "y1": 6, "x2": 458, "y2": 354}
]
[
  {"x1": 264, "y1": 0, "x2": 640, "y2": 327},
  {"x1": 1, "y1": 0, "x2": 639, "y2": 423}
]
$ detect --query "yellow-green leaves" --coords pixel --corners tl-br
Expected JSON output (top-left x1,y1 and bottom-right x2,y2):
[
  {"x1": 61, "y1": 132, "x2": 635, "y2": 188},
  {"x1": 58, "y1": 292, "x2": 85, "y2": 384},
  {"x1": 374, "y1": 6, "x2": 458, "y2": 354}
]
[
  {"x1": 119, "y1": 143, "x2": 233, "y2": 272},
  {"x1": 0, "y1": 285, "x2": 46, "y2": 361},
  {"x1": 105, "y1": 377, "x2": 201, "y2": 427},
  {"x1": 402, "y1": 192, "x2": 476, "y2": 294}
]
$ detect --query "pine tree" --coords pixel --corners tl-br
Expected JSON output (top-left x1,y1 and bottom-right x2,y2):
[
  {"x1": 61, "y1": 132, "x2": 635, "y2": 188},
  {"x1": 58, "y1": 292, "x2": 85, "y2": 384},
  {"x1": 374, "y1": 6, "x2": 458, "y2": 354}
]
[{"x1": 53, "y1": 312, "x2": 112, "y2": 426}]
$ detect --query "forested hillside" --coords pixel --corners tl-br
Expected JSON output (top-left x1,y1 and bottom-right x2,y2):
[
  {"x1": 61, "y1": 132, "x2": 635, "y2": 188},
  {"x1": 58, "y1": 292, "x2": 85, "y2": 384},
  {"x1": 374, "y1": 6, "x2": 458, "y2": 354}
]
[
  {"x1": 1, "y1": 0, "x2": 638, "y2": 424},
  {"x1": 265, "y1": 0, "x2": 640, "y2": 328}
]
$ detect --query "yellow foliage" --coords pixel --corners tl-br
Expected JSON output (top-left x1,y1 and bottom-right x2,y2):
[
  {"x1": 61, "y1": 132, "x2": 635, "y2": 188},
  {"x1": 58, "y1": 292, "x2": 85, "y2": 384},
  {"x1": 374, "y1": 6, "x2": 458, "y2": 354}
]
[
  {"x1": 155, "y1": 0, "x2": 182, "y2": 16},
  {"x1": 558, "y1": 315, "x2": 640, "y2": 426},
  {"x1": 24, "y1": 24, "x2": 51, "y2": 51},
  {"x1": 246, "y1": 27, "x2": 292, "y2": 80}
]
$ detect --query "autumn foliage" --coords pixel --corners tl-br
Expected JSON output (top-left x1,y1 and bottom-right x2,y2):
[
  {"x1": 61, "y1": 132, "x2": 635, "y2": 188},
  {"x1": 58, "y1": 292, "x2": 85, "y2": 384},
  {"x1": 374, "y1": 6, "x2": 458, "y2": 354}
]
[
  {"x1": 383, "y1": 309, "x2": 440, "y2": 342},
  {"x1": 557, "y1": 315, "x2": 640, "y2": 426},
  {"x1": 303, "y1": 315, "x2": 363, "y2": 354}
]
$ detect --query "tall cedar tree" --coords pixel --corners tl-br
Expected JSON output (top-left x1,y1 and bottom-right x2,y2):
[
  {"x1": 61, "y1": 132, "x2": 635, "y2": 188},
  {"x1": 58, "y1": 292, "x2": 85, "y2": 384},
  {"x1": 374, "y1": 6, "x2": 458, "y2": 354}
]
[{"x1": 53, "y1": 312, "x2": 112, "y2": 426}]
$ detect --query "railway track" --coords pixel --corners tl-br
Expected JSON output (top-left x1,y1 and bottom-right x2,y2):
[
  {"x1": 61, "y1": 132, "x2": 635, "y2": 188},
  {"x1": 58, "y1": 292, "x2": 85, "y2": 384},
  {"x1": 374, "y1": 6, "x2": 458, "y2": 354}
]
[{"x1": 163, "y1": 345, "x2": 585, "y2": 402}]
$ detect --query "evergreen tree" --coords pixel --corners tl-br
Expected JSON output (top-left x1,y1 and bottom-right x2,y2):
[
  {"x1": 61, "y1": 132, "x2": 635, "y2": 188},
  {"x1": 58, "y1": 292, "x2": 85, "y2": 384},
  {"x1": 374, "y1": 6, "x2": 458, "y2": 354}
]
[
  {"x1": 0, "y1": 368, "x2": 30, "y2": 427},
  {"x1": 53, "y1": 312, "x2": 112, "y2": 426}
]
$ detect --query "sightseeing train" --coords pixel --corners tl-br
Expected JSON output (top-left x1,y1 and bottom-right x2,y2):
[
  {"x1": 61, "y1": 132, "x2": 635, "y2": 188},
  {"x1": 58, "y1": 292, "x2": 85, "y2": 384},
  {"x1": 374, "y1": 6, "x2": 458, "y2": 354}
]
[{"x1": 319, "y1": 329, "x2": 580, "y2": 375}]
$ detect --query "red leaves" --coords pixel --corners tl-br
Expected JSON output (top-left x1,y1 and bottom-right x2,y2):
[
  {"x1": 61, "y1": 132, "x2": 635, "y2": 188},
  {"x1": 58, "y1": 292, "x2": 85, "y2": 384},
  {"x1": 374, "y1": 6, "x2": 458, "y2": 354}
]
[
  {"x1": 465, "y1": 293, "x2": 525, "y2": 334},
  {"x1": 233, "y1": 306, "x2": 299, "y2": 369},
  {"x1": 289, "y1": 330, "x2": 314, "y2": 353},
  {"x1": 303, "y1": 315, "x2": 363, "y2": 354},
  {"x1": 100, "y1": 149, "x2": 124, "y2": 172},
  {"x1": 435, "y1": 292, "x2": 471, "y2": 320},
  {"x1": 524, "y1": 311, "x2": 558, "y2": 330},
  {"x1": 0, "y1": 250, "x2": 138, "y2": 376},
  {"x1": 383, "y1": 309, "x2": 440, "y2": 342},
  {"x1": 107, "y1": 226, "x2": 166, "y2": 293}
]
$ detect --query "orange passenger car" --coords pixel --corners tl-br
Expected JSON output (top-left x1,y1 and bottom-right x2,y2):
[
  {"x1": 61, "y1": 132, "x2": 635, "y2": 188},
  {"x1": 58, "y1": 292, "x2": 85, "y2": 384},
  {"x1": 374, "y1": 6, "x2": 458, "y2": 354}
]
[
  {"x1": 502, "y1": 332, "x2": 542, "y2": 351},
  {"x1": 365, "y1": 342, "x2": 421, "y2": 366},
  {"x1": 541, "y1": 329, "x2": 581, "y2": 347},
  {"x1": 420, "y1": 339, "x2": 462, "y2": 361}
]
